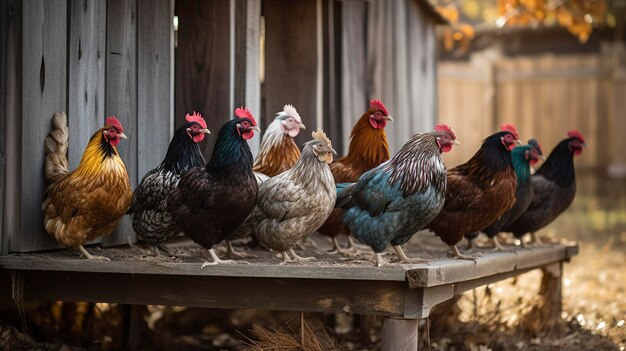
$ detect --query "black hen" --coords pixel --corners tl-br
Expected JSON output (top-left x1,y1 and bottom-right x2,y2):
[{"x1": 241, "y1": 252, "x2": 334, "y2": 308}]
[
  {"x1": 128, "y1": 112, "x2": 209, "y2": 255},
  {"x1": 502, "y1": 131, "x2": 586, "y2": 245},
  {"x1": 168, "y1": 108, "x2": 259, "y2": 267},
  {"x1": 464, "y1": 139, "x2": 544, "y2": 251}
]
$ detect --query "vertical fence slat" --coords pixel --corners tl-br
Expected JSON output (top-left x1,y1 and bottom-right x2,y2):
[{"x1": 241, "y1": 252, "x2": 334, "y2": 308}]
[
  {"x1": 104, "y1": 0, "x2": 137, "y2": 247},
  {"x1": 137, "y1": 0, "x2": 174, "y2": 179},
  {"x1": 18, "y1": 0, "x2": 68, "y2": 252}
]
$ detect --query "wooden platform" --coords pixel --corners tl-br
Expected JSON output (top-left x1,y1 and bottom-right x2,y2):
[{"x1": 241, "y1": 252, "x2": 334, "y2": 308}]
[{"x1": 0, "y1": 234, "x2": 578, "y2": 350}]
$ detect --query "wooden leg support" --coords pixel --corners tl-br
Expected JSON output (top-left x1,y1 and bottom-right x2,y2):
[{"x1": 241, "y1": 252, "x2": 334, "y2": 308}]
[{"x1": 381, "y1": 317, "x2": 418, "y2": 351}]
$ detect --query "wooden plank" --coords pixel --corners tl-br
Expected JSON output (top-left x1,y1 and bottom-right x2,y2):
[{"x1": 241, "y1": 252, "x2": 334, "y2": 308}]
[
  {"x1": 263, "y1": 0, "x2": 319, "y2": 146},
  {"x1": 137, "y1": 0, "x2": 174, "y2": 179},
  {"x1": 18, "y1": 0, "x2": 68, "y2": 252},
  {"x1": 19, "y1": 271, "x2": 409, "y2": 317},
  {"x1": 381, "y1": 318, "x2": 418, "y2": 351},
  {"x1": 67, "y1": 0, "x2": 106, "y2": 167},
  {"x1": 0, "y1": 0, "x2": 8, "y2": 255},
  {"x1": 234, "y1": 0, "x2": 261, "y2": 155},
  {"x1": 321, "y1": 0, "x2": 341, "y2": 154},
  {"x1": 2, "y1": 0, "x2": 21, "y2": 255},
  {"x1": 104, "y1": 0, "x2": 137, "y2": 247},
  {"x1": 175, "y1": 0, "x2": 232, "y2": 159}
]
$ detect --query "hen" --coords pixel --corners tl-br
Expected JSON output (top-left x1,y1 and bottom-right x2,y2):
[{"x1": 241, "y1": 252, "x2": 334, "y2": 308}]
[
  {"x1": 128, "y1": 112, "x2": 210, "y2": 255},
  {"x1": 225, "y1": 105, "x2": 306, "y2": 257},
  {"x1": 317, "y1": 99, "x2": 392, "y2": 255},
  {"x1": 168, "y1": 108, "x2": 259, "y2": 267},
  {"x1": 246, "y1": 130, "x2": 336, "y2": 263},
  {"x1": 426, "y1": 124, "x2": 521, "y2": 260},
  {"x1": 464, "y1": 139, "x2": 544, "y2": 251},
  {"x1": 43, "y1": 113, "x2": 132, "y2": 260},
  {"x1": 502, "y1": 131, "x2": 586, "y2": 245},
  {"x1": 336, "y1": 124, "x2": 459, "y2": 267}
]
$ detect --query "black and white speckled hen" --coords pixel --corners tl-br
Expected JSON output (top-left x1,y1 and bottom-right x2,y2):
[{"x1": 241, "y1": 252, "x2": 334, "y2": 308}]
[
  {"x1": 246, "y1": 130, "x2": 337, "y2": 263},
  {"x1": 168, "y1": 108, "x2": 259, "y2": 267},
  {"x1": 128, "y1": 112, "x2": 210, "y2": 255},
  {"x1": 502, "y1": 130, "x2": 586, "y2": 245}
]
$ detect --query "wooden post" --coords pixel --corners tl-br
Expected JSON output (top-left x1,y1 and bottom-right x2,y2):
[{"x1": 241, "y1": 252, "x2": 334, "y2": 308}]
[{"x1": 381, "y1": 317, "x2": 418, "y2": 351}]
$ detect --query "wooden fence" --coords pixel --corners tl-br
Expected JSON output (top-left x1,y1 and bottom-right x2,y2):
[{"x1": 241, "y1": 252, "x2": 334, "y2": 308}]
[{"x1": 438, "y1": 43, "x2": 626, "y2": 172}]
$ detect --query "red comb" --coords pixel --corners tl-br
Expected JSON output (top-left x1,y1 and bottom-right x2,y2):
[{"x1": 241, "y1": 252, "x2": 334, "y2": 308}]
[
  {"x1": 500, "y1": 123, "x2": 519, "y2": 140},
  {"x1": 234, "y1": 107, "x2": 257, "y2": 126},
  {"x1": 567, "y1": 130, "x2": 585, "y2": 144},
  {"x1": 105, "y1": 116, "x2": 123, "y2": 133},
  {"x1": 185, "y1": 111, "x2": 207, "y2": 129},
  {"x1": 369, "y1": 99, "x2": 389, "y2": 116},
  {"x1": 435, "y1": 123, "x2": 456, "y2": 139}
]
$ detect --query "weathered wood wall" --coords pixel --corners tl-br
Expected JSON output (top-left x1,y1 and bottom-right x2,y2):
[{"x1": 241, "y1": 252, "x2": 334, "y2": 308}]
[
  {"x1": 4, "y1": 0, "x2": 174, "y2": 252},
  {"x1": 438, "y1": 45, "x2": 626, "y2": 172}
]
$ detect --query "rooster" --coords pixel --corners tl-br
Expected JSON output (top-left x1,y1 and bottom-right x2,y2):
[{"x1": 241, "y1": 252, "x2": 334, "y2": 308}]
[
  {"x1": 336, "y1": 124, "x2": 459, "y2": 267},
  {"x1": 318, "y1": 99, "x2": 393, "y2": 255},
  {"x1": 128, "y1": 112, "x2": 210, "y2": 255},
  {"x1": 43, "y1": 113, "x2": 132, "y2": 260},
  {"x1": 168, "y1": 107, "x2": 259, "y2": 267},
  {"x1": 244, "y1": 130, "x2": 336, "y2": 263},
  {"x1": 502, "y1": 131, "x2": 586, "y2": 245},
  {"x1": 224, "y1": 105, "x2": 306, "y2": 257},
  {"x1": 464, "y1": 139, "x2": 544, "y2": 251},
  {"x1": 426, "y1": 124, "x2": 521, "y2": 260}
]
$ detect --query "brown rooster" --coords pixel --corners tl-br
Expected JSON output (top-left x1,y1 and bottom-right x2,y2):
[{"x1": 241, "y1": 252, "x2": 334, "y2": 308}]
[
  {"x1": 317, "y1": 99, "x2": 392, "y2": 254},
  {"x1": 427, "y1": 124, "x2": 522, "y2": 260},
  {"x1": 43, "y1": 113, "x2": 132, "y2": 260}
]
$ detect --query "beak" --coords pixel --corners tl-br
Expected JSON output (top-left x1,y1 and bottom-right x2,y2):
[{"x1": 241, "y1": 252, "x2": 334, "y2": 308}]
[
  {"x1": 252, "y1": 126, "x2": 261, "y2": 133},
  {"x1": 515, "y1": 140, "x2": 523, "y2": 146},
  {"x1": 200, "y1": 128, "x2": 211, "y2": 134},
  {"x1": 119, "y1": 133, "x2": 127, "y2": 139},
  {"x1": 582, "y1": 143, "x2": 587, "y2": 148},
  {"x1": 329, "y1": 147, "x2": 337, "y2": 155},
  {"x1": 385, "y1": 116, "x2": 394, "y2": 121},
  {"x1": 452, "y1": 139, "x2": 461, "y2": 146},
  {"x1": 299, "y1": 123, "x2": 306, "y2": 130},
  {"x1": 538, "y1": 155, "x2": 545, "y2": 161}
]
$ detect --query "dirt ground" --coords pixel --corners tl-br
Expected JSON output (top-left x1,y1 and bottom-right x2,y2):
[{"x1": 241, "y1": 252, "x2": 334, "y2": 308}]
[{"x1": 1, "y1": 172, "x2": 624, "y2": 350}]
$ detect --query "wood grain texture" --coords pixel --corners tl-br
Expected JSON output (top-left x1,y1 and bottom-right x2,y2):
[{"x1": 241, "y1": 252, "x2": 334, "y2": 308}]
[
  {"x1": 68, "y1": 0, "x2": 106, "y2": 168},
  {"x1": 175, "y1": 0, "x2": 232, "y2": 159},
  {"x1": 381, "y1": 318, "x2": 418, "y2": 351},
  {"x1": 104, "y1": 0, "x2": 137, "y2": 246},
  {"x1": 262, "y1": 0, "x2": 319, "y2": 147},
  {"x1": 19, "y1": 0, "x2": 68, "y2": 252},
  {"x1": 137, "y1": 0, "x2": 174, "y2": 179}
]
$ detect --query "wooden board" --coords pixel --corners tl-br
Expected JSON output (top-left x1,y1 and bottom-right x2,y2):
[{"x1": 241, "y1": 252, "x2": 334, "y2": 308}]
[
  {"x1": 262, "y1": 0, "x2": 319, "y2": 147},
  {"x1": 67, "y1": 0, "x2": 106, "y2": 167},
  {"x1": 18, "y1": 0, "x2": 68, "y2": 252},
  {"x1": 104, "y1": 0, "x2": 138, "y2": 247},
  {"x1": 137, "y1": 0, "x2": 174, "y2": 179},
  {"x1": 174, "y1": 0, "x2": 232, "y2": 159}
]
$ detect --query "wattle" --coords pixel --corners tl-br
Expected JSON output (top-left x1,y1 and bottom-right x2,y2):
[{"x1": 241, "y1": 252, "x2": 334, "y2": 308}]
[
  {"x1": 242, "y1": 130, "x2": 255, "y2": 140},
  {"x1": 192, "y1": 133, "x2": 205, "y2": 143},
  {"x1": 369, "y1": 118, "x2": 386, "y2": 129}
]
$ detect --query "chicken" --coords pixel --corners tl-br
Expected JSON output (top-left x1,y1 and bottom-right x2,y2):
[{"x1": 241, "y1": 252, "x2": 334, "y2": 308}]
[
  {"x1": 426, "y1": 124, "x2": 521, "y2": 260},
  {"x1": 464, "y1": 139, "x2": 544, "y2": 251},
  {"x1": 253, "y1": 104, "x2": 306, "y2": 177},
  {"x1": 225, "y1": 105, "x2": 306, "y2": 257},
  {"x1": 502, "y1": 131, "x2": 586, "y2": 245},
  {"x1": 42, "y1": 113, "x2": 132, "y2": 260},
  {"x1": 128, "y1": 112, "x2": 210, "y2": 255},
  {"x1": 168, "y1": 107, "x2": 259, "y2": 267},
  {"x1": 246, "y1": 130, "x2": 336, "y2": 263},
  {"x1": 317, "y1": 99, "x2": 393, "y2": 255},
  {"x1": 336, "y1": 124, "x2": 459, "y2": 267}
]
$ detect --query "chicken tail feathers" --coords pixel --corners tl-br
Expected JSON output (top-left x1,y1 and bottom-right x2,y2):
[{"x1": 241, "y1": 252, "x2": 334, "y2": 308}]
[{"x1": 44, "y1": 112, "x2": 70, "y2": 182}]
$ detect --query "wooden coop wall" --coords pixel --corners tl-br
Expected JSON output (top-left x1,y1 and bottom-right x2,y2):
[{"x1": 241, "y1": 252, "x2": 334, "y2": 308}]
[
  {"x1": 2, "y1": 0, "x2": 441, "y2": 254},
  {"x1": 438, "y1": 45, "x2": 626, "y2": 172}
]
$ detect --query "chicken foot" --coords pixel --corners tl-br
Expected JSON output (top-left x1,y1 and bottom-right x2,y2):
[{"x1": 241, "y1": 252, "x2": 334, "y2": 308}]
[
  {"x1": 78, "y1": 245, "x2": 110, "y2": 261},
  {"x1": 225, "y1": 240, "x2": 256, "y2": 259},
  {"x1": 201, "y1": 248, "x2": 235, "y2": 269},
  {"x1": 393, "y1": 245, "x2": 430, "y2": 264},
  {"x1": 326, "y1": 237, "x2": 367, "y2": 257},
  {"x1": 448, "y1": 245, "x2": 482, "y2": 261},
  {"x1": 490, "y1": 236, "x2": 509, "y2": 251},
  {"x1": 289, "y1": 248, "x2": 316, "y2": 262}
]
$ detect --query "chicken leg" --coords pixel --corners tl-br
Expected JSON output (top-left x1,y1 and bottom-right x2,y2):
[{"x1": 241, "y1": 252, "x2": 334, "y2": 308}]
[
  {"x1": 289, "y1": 248, "x2": 317, "y2": 262},
  {"x1": 201, "y1": 248, "x2": 235, "y2": 269},
  {"x1": 393, "y1": 245, "x2": 430, "y2": 264},
  {"x1": 225, "y1": 240, "x2": 255, "y2": 259},
  {"x1": 490, "y1": 236, "x2": 509, "y2": 251},
  {"x1": 530, "y1": 232, "x2": 545, "y2": 246},
  {"x1": 448, "y1": 245, "x2": 482, "y2": 261},
  {"x1": 78, "y1": 245, "x2": 110, "y2": 261}
]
